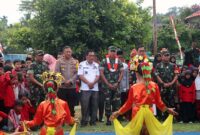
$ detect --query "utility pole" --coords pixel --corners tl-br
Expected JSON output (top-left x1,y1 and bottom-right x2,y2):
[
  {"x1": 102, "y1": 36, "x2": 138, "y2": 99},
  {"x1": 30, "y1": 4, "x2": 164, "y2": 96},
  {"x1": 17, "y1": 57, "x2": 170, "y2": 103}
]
[{"x1": 153, "y1": 0, "x2": 157, "y2": 55}]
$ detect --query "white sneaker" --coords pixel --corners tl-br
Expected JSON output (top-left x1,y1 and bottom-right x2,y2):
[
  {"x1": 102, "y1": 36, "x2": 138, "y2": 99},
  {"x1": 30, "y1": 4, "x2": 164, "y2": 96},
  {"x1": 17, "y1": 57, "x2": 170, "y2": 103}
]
[
  {"x1": 179, "y1": 121, "x2": 183, "y2": 124},
  {"x1": 189, "y1": 121, "x2": 193, "y2": 124}
]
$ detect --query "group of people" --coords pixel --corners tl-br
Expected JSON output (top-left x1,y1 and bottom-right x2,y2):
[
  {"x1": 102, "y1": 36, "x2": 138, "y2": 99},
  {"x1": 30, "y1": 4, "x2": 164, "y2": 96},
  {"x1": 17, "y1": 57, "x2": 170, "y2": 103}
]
[{"x1": 0, "y1": 43, "x2": 199, "y2": 134}]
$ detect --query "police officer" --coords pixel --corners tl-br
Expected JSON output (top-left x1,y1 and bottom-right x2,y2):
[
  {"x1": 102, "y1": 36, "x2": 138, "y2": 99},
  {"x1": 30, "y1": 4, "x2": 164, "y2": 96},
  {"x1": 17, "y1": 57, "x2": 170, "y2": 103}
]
[
  {"x1": 55, "y1": 46, "x2": 79, "y2": 116},
  {"x1": 100, "y1": 46, "x2": 124, "y2": 125},
  {"x1": 154, "y1": 50, "x2": 178, "y2": 119}
]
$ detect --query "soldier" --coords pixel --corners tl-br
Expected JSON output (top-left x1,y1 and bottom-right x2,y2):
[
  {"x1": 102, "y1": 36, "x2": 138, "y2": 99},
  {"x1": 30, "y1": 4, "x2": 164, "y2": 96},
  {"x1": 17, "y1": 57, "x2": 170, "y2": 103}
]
[
  {"x1": 154, "y1": 50, "x2": 178, "y2": 119},
  {"x1": 27, "y1": 50, "x2": 49, "y2": 107},
  {"x1": 100, "y1": 46, "x2": 124, "y2": 125}
]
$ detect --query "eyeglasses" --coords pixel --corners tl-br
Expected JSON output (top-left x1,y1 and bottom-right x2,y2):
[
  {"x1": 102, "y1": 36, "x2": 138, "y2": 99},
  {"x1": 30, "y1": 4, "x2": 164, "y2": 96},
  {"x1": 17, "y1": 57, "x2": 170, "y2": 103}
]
[
  {"x1": 110, "y1": 50, "x2": 116, "y2": 52},
  {"x1": 164, "y1": 54, "x2": 170, "y2": 57}
]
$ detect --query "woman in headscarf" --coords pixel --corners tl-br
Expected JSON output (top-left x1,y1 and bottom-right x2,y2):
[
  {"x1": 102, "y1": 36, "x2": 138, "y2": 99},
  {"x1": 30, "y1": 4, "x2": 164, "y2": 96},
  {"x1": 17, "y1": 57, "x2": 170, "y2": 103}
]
[
  {"x1": 153, "y1": 53, "x2": 161, "y2": 68},
  {"x1": 178, "y1": 70, "x2": 196, "y2": 123},
  {"x1": 43, "y1": 54, "x2": 57, "y2": 71}
]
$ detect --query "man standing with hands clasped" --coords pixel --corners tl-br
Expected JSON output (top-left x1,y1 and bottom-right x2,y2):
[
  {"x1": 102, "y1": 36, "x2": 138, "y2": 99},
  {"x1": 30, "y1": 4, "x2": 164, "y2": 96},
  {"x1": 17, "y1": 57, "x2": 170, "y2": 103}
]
[
  {"x1": 100, "y1": 46, "x2": 124, "y2": 125},
  {"x1": 78, "y1": 50, "x2": 100, "y2": 127}
]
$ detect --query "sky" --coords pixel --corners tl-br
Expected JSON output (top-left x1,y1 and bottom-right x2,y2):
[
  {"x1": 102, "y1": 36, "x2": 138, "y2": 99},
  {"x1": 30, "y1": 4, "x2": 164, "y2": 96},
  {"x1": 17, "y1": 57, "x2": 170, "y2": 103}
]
[{"x1": 0, "y1": 0, "x2": 200, "y2": 24}]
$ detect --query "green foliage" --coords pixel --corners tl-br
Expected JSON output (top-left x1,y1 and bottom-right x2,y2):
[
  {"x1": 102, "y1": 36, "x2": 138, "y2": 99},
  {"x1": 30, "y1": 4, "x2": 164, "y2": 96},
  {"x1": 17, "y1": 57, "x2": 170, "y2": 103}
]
[
  {"x1": 18, "y1": 0, "x2": 151, "y2": 57},
  {"x1": 157, "y1": 5, "x2": 200, "y2": 53},
  {"x1": 0, "y1": 23, "x2": 33, "y2": 53}
]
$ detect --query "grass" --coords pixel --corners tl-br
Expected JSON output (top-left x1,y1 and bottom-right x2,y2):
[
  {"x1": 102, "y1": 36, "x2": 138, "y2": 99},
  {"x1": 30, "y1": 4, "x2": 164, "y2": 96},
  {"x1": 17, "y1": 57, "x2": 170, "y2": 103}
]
[
  {"x1": 64, "y1": 121, "x2": 200, "y2": 132},
  {"x1": 66, "y1": 106, "x2": 200, "y2": 132}
]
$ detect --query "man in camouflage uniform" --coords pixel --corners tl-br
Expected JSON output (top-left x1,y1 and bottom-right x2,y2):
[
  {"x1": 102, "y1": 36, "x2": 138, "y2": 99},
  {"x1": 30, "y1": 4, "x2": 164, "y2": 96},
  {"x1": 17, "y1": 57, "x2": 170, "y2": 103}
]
[
  {"x1": 154, "y1": 50, "x2": 178, "y2": 119},
  {"x1": 27, "y1": 50, "x2": 49, "y2": 107},
  {"x1": 100, "y1": 46, "x2": 124, "y2": 125}
]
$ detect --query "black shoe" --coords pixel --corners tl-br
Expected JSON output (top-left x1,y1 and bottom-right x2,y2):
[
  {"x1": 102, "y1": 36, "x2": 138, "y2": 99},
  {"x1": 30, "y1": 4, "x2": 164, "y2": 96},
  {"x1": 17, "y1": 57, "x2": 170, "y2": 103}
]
[
  {"x1": 106, "y1": 121, "x2": 112, "y2": 126},
  {"x1": 99, "y1": 119, "x2": 104, "y2": 122},
  {"x1": 90, "y1": 122, "x2": 96, "y2": 126},
  {"x1": 81, "y1": 121, "x2": 88, "y2": 127}
]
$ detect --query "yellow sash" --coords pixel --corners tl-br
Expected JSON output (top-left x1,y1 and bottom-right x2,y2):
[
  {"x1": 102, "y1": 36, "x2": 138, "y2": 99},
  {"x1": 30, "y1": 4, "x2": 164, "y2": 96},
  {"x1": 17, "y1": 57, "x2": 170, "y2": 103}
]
[{"x1": 114, "y1": 105, "x2": 173, "y2": 135}]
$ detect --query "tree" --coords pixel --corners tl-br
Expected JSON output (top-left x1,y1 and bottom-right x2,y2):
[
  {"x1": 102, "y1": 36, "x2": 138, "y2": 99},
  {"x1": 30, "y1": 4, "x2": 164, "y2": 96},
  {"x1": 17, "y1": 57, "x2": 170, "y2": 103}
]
[
  {"x1": 156, "y1": 5, "x2": 200, "y2": 53},
  {"x1": 20, "y1": 0, "x2": 152, "y2": 58}
]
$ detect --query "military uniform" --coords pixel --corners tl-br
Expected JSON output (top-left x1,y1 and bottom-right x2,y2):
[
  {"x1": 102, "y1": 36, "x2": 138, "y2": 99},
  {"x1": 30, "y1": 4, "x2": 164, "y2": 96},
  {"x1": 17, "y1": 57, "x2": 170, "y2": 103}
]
[
  {"x1": 28, "y1": 61, "x2": 49, "y2": 107},
  {"x1": 100, "y1": 57, "x2": 123, "y2": 117},
  {"x1": 155, "y1": 62, "x2": 177, "y2": 108}
]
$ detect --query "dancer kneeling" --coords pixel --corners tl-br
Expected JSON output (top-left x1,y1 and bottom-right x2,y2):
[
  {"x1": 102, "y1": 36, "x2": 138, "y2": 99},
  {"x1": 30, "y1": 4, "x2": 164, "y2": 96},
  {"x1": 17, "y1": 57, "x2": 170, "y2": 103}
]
[
  {"x1": 25, "y1": 72, "x2": 76, "y2": 135},
  {"x1": 110, "y1": 62, "x2": 178, "y2": 135}
]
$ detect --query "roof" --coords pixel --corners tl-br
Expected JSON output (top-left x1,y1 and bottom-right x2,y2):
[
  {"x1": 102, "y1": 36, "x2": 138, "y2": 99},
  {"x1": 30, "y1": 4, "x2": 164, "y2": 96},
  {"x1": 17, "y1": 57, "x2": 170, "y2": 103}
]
[{"x1": 185, "y1": 10, "x2": 200, "y2": 20}]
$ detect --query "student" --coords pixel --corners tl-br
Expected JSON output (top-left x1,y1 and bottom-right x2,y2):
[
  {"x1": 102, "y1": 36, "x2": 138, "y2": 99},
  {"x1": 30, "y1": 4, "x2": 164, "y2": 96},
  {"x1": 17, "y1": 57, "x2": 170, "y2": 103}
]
[
  {"x1": 179, "y1": 70, "x2": 196, "y2": 123},
  {"x1": 8, "y1": 100, "x2": 24, "y2": 132},
  {"x1": 19, "y1": 94, "x2": 35, "y2": 121}
]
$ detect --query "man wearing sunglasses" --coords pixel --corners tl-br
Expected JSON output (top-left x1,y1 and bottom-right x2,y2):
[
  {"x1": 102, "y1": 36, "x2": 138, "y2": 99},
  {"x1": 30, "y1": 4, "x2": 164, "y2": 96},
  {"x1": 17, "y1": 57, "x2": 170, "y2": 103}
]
[{"x1": 154, "y1": 50, "x2": 178, "y2": 120}]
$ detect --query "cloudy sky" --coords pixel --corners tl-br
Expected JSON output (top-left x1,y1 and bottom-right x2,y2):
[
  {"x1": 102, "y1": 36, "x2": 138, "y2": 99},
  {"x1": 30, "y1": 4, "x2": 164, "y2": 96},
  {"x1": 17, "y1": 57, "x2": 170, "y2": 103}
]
[{"x1": 0, "y1": 0, "x2": 199, "y2": 24}]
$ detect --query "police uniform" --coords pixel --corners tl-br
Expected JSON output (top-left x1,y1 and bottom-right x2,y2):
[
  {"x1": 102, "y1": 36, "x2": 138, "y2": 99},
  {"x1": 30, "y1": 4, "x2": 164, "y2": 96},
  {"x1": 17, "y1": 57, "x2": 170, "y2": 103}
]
[
  {"x1": 78, "y1": 60, "x2": 100, "y2": 125},
  {"x1": 55, "y1": 56, "x2": 78, "y2": 116}
]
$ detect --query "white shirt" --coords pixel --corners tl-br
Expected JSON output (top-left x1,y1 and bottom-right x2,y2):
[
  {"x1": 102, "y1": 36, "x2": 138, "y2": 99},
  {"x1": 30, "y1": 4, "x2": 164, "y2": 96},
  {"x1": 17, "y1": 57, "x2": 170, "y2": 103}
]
[
  {"x1": 78, "y1": 61, "x2": 100, "y2": 91},
  {"x1": 195, "y1": 75, "x2": 200, "y2": 90},
  {"x1": 120, "y1": 63, "x2": 129, "y2": 92}
]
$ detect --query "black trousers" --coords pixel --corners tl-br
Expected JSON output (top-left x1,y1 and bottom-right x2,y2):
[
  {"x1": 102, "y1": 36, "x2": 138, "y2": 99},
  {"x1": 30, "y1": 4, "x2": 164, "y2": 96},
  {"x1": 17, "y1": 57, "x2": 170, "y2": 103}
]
[
  {"x1": 80, "y1": 90, "x2": 99, "y2": 124},
  {"x1": 98, "y1": 90, "x2": 105, "y2": 121},
  {"x1": 57, "y1": 88, "x2": 77, "y2": 117},
  {"x1": 180, "y1": 102, "x2": 195, "y2": 123}
]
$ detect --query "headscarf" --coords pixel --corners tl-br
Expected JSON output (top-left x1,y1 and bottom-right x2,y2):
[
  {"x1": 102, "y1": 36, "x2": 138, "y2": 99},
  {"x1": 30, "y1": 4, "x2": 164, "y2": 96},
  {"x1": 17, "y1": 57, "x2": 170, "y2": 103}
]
[
  {"x1": 139, "y1": 62, "x2": 154, "y2": 94},
  {"x1": 153, "y1": 53, "x2": 161, "y2": 68},
  {"x1": 179, "y1": 70, "x2": 193, "y2": 87},
  {"x1": 43, "y1": 54, "x2": 57, "y2": 71}
]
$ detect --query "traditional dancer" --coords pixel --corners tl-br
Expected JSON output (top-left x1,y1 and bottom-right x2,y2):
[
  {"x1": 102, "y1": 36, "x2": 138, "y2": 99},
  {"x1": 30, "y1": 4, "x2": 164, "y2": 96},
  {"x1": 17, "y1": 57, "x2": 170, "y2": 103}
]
[
  {"x1": 110, "y1": 62, "x2": 178, "y2": 135},
  {"x1": 25, "y1": 72, "x2": 76, "y2": 135}
]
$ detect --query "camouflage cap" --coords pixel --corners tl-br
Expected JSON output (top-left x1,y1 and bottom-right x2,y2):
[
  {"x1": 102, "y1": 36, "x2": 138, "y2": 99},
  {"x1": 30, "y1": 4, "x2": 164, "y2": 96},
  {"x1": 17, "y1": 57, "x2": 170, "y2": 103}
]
[
  {"x1": 108, "y1": 46, "x2": 117, "y2": 51},
  {"x1": 35, "y1": 50, "x2": 44, "y2": 56},
  {"x1": 161, "y1": 50, "x2": 170, "y2": 56}
]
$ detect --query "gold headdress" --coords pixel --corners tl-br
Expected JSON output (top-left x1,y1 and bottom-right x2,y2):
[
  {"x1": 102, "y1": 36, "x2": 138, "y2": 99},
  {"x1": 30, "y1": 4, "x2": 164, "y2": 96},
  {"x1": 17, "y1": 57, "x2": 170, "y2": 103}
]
[
  {"x1": 41, "y1": 71, "x2": 64, "y2": 87},
  {"x1": 41, "y1": 71, "x2": 64, "y2": 115}
]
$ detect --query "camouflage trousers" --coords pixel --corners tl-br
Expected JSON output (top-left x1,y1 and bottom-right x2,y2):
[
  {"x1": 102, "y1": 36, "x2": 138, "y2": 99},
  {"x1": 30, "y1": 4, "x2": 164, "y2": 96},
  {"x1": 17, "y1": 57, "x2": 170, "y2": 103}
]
[
  {"x1": 29, "y1": 85, "x2": 45, "y2": 107},
  {"x1": 104, "y1": 89, "x2": 121, "y2": 117},
  {"x1": 161, "y1": 87, "x2": 176, "y2": 107},
  {"x1": 157, "y1": 87, "x2": 176, "y2": 120}
]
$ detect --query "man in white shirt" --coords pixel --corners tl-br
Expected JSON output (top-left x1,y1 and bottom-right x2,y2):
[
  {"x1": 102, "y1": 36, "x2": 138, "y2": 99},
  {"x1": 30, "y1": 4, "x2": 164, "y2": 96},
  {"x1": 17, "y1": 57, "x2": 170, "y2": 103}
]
[{"x1": 78, "y1": 50, "x2": 100, "y2": 126}]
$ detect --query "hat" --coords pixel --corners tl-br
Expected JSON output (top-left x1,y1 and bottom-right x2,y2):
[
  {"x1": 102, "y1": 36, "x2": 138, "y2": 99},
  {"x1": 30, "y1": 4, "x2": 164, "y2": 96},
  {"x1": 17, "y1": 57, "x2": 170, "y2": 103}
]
[
  {"x1": 0, "y1": 111, "x2": 8, "y2": 119},
  {"x1": 161, "y1": 51, "x2": 170, "y2": 55},
  {"x1": 35, "y1": 50, "x2": 44, "y2": 56},
  {"x1": 108, "y1": 46, "x2": 117, "y2": 51}
]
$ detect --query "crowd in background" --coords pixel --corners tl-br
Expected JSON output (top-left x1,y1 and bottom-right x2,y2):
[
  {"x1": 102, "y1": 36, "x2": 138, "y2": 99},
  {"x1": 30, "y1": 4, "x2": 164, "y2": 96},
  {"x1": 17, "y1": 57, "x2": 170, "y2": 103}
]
[{"x1": 0, "y1": 42, "x2": 200, "y2": 132}]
